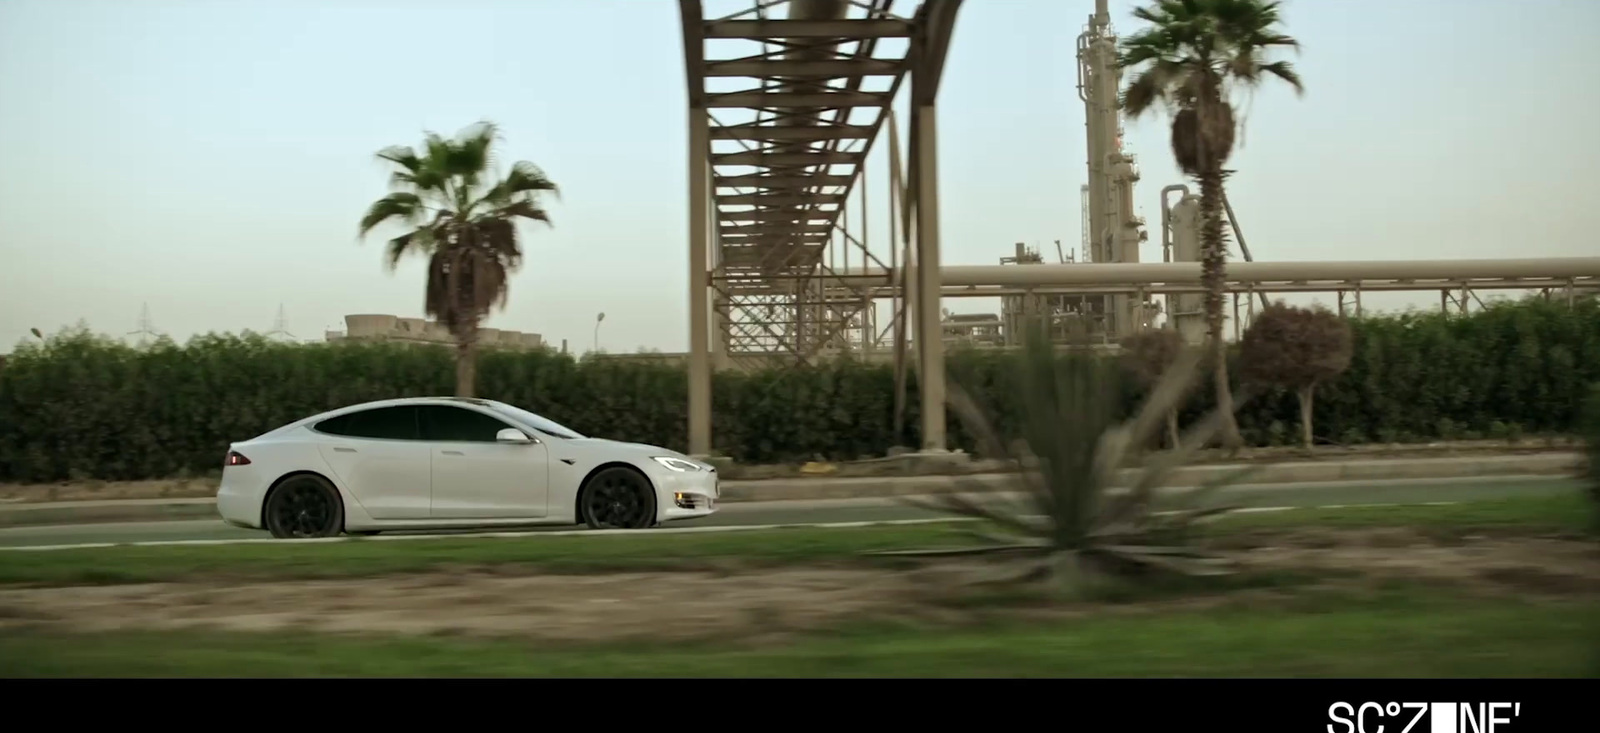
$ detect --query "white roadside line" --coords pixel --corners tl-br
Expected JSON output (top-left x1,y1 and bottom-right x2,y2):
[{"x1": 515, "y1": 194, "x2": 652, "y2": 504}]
[
  {"x1": 0, "y1": 472, "x2": 1574, "y2": 515},
  {"x1": 0, "y1": 501, "x2": 1463, "y2": 553}
]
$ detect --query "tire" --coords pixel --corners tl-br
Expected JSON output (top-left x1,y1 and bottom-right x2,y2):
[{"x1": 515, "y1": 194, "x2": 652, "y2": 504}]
[
  {"x1": 263, "y1": 474, "x2": 345, "y2": 539},
  {"x1": 579, "y1": 466, "x2": 658, "y2": 530}
]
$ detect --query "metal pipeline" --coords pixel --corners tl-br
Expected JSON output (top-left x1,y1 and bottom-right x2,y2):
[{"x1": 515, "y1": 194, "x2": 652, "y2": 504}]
[
  {"x1": 779, "y1": 0, "x2": 848, "y2": 137},
  {"x1": 835, "y1": 280, "x2": 1600, "y2": 298},
  {"x1": 945, "y1": 258, "x2": 1600, "y2": 288},
  {"x1": 765, "y1": 0, "x2": 849, "y2": 279},
  {"x1": 805, "y1": 257, "x2": 1600, "y2": 289}
]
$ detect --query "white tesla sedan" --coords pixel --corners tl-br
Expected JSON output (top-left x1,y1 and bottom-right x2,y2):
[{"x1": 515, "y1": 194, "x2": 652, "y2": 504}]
[{"x1": 216, "y1": 397, "x2": 720, "y2": 539}]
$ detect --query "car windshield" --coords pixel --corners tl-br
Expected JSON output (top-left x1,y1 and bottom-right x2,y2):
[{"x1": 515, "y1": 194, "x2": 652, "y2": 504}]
[{"x1": 488, "y1": 402, "x2": 585, "y2": 440}]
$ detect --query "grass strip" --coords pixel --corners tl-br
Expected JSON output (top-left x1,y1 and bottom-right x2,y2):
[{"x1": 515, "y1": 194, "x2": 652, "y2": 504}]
[
  {"x1": 0, "y1": 491, "x2": 1590, "y2": 588},
  {"x1": 2, "y1": 590, "x2": 1593, "y2": 677}
]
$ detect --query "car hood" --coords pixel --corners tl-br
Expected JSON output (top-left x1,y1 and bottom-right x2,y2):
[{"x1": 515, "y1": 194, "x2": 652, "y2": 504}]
[{"x1": 565, "y1": 437, "x2": 686, "y2": 459}]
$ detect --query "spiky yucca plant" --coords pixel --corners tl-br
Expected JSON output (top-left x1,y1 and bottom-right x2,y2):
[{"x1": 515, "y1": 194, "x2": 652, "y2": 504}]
[
  {"x1": 1581, "y1": 383, "x2": 1600, "y2": 532},
  {"x1": 877, "y1": 321, "x2": 1258, "y2": 590}
]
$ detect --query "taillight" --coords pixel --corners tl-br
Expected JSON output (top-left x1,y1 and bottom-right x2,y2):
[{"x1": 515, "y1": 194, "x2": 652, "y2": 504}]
[{"x1": 225, "y1": 450, "x2": 251, "y2": 466}]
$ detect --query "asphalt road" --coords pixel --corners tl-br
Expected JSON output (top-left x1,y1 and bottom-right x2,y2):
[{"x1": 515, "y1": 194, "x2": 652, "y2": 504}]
[{"x1": 0, "y1": 476, "x2": 1580, "y2": 548}]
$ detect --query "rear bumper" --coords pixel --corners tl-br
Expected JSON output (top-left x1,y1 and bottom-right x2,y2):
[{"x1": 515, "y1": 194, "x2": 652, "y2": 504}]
[{"x1": 216, "y1": 467, "x2": 267, "y2": 529}]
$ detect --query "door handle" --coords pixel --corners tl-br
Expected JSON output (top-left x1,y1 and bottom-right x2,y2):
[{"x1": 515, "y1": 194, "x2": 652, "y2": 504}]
[
  {"x1": 442, "y1": 450, "x2": 464, "y2": 456},
  {"x1": 333, "y1": 447, "x2": 356, "y2": 453}
]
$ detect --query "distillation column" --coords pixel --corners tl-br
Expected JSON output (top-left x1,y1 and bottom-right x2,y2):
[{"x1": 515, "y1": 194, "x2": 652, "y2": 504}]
[
  {"x1": 1077, "y1": 0, "x2": 1147, "y2": 340},
  {"x1": 1167, "y1": 192, "x2": 1206, "y2": 343},
  {"x1": 1077, "y1": 11, "x2": 1108, "y2": 326},
  {"x1": 1109, "y1": 146, "x2": 1145, "y2": 332}
]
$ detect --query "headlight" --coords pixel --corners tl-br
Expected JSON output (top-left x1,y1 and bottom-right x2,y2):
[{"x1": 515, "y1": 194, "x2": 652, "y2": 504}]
[{"x1": 652, "y1": 456, "x2": 704, "y2": 472}]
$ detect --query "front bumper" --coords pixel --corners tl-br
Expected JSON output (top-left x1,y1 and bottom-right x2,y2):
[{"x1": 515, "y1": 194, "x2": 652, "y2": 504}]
[{"x1": 656, "y1": 468, "x2": 720, "y2": 521}]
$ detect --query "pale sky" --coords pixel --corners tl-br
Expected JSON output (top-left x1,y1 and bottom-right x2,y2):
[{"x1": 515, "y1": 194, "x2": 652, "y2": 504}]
[{"x1": 2, "y1": 0, "x2": 1597, "y2": 354}]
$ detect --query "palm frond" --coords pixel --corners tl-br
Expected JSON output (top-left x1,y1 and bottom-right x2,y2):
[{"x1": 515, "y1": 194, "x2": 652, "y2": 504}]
[
  {"x1": 1122, "y1": 62, "x2": 1184, "y2": 118},
  {"x1": 486, "y1": 200, "x2": 553, "y2": 228},
  {"x1": 358, "y1": 192, "x2": 425, "y2": 236},
  {"x1": 945, "y1": 380, "x2": 1015, "y2": 468},
  {"x1": 901, "y1": 483, "x2": 1052, "y2": 540},
  {"x1": 1103, "y1": 546, "x2": 1237, "y2": 576},
  {"x1": 1120, "y1": 343, "x2": 1208, "y2": 452},
  {"x1": 870, "y1": 543, "x2": 1045, "y2": 558},
  {"x1": 384, "y1": 228, "x2": 431, "y2": 270},
  {"x1": 375, "y1": 145, "x2": 422, "y2": 173},
  {"x1": 1256, "y1": 60, "x2": 1303, "y2": 94},
  {"x1": 1121, "y1": 0, "x2": 1304, "y2": 166},
  {"x1": 1123, "y1": 382, "x2": 1257, "y2": 497},
  {"x1": 1169, "y1": 463, "x2": 1265, "y2": 511},
  {"x1": 446, "y1": 121, "x2": 498, "y2": 196},
  {"x1": 1148, "y1": 504, "x2": 1243, "y2": 538},
  {"x1": 958, "y1": 526, "x2": 1050, "y2": 547},
  {"x1": 502, "y1": 160, "x2": 561, "y2": 198}
]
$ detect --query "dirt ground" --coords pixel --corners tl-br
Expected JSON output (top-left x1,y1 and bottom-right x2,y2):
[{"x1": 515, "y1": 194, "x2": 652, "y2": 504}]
[
  {"x1": 0, "y1": 530, "x2": 1595, "y2": 643},
  {"x1": 0, "y1": 439, "x2": 1581, "y2": 504}
]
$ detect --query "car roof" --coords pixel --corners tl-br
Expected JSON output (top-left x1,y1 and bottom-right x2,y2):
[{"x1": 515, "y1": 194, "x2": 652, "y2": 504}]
[
  {"x1": 352, "y1": 396, "x2": 494, "y2": 407},
  {"x1": 319, "y1": 396, "x2": 502, "y2": 416}
]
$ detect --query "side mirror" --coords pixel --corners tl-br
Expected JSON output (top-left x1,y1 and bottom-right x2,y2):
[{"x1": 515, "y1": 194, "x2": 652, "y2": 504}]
[{"x1": 496, "y1": 428, "x2": 534, "y2": 444}]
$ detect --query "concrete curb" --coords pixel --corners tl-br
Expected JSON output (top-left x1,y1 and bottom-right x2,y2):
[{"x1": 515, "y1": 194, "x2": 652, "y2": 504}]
[
  {"x1": 0, "y1": 501, "x2": 221, "y2": 528},
  {"x1": 717, "y1": 452, "x2": 1585, "y2": 501},
  {"x1": 0, "y1": 452, "x2": 1583, "y2": 528}
]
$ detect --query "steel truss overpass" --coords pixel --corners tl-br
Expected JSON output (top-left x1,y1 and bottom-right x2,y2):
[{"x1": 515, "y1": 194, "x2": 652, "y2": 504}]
[
  {"x1": 678, "y1": 0, "x2": 1600, "y2": 458},
  {"x1": 678, "y1": 0, "x2": 962, "y2": 455}
]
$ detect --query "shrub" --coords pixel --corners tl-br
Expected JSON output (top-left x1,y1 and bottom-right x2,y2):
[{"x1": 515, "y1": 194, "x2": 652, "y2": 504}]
[
  {"x1": 1238, "y1": 301, "x2": 1354, "y2": 450},
  {"x1": 1338, "y1": 427, "x2": 1366, "y2": 446},
  {"x1": 1, "y1": 296, "x2": 1598, "y2": 482}
]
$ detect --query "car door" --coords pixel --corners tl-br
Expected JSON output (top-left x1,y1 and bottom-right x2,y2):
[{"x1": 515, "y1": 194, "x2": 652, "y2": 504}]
[
  {"x1": 417, "y1": 404, "x2": 550, "y2": 519},
  {"x1": 311, "y1": 405, "x2": 432, "y2": 520}
]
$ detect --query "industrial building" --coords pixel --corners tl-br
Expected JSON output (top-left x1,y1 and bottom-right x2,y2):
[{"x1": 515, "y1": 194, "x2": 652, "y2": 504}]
[{"x1": 325, "y1": 314, "x2": 545, "y2": 350}]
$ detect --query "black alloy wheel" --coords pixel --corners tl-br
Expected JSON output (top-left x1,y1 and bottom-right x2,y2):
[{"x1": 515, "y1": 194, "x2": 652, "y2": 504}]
[
  {"x1": 264, "y1": 474, "x2": 345, "y2": 539},
  {"x1": 580, "y1": 467, "x2": 657, "y2": 530}
]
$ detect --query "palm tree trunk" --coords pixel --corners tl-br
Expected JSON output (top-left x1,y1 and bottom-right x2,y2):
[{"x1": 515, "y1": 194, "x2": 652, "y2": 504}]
[
  {"x1": 455, "y1": 323, "x2": 479, "y2": 398},
  {"x1": 1196, "y1": 166, "x2": 1243, "y2": 451}
]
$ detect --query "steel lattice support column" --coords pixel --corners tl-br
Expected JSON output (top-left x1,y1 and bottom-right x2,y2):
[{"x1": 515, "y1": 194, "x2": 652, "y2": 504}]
[
  {"x1": 911, "y1": 103, "x2": 944, "y2": 450},
  {"x1": 686, "y1": 107, "x2": 713, "y2": 456},
  {"x1": 907, "y1": 0, "x2": 962, "y2": 452}
]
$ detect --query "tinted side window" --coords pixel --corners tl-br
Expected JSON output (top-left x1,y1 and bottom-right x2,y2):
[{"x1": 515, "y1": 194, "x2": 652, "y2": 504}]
[
  {"x1": 315, "y1": 406, "x2": 419, "y2": 440},
  {"x1": 418, "y1": 405, "x2": 513, "y2": 442}
]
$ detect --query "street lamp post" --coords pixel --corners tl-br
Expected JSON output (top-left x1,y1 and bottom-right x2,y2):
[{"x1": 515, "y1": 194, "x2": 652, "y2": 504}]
[{"x1": 593, "y1": 312, "x2": 605, "y2": 353}]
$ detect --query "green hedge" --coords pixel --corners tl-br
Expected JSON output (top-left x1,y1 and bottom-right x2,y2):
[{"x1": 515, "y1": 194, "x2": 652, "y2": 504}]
[{"x1": 2, "y1": 296, "x2": 1598, "y2": 483}]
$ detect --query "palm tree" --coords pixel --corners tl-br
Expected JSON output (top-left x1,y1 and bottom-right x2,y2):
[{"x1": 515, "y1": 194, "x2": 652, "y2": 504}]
[
  {"x1": 358, "y1": 121, "x2": 559, "y2": 397},
  {"x1": 1118, "y1": 0, "x2": 1303, "y2": 448}
]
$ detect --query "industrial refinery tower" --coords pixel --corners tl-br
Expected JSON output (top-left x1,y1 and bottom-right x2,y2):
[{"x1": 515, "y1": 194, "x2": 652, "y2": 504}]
[
  {"x1": 999, "y1": 0, "x2": 1169, "y2": 347},
  {"x1": 1076, "y1": 0, "x2": 1151, "y2": 342},
  {"x1": 994, "y1": 1, "x2": 1198, "y2": 346},
  {"x1": 1074, "y1": 0, "x2": 1278, "y2": 344}
]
